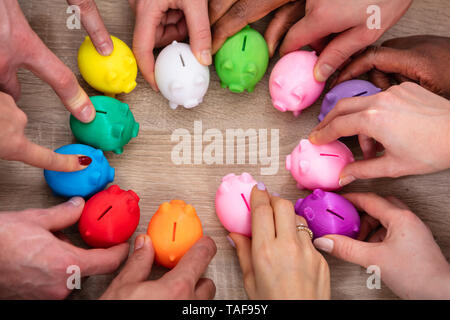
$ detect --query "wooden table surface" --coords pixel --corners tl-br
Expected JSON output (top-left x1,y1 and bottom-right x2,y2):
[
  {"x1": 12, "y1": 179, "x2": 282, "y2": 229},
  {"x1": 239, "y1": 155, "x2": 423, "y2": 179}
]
[{"x1": 1, "y1": 0, "x2": 449, "y2": 300}]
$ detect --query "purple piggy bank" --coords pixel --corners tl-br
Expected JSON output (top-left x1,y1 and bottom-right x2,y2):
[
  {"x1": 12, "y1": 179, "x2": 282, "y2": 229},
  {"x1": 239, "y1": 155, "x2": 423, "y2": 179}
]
[
  {"x1": 295, "y1": 189, "x2": 360, "y2": 239},
  {"x1": 319, "y1": 79, "x2": 381, "y2": 122}
]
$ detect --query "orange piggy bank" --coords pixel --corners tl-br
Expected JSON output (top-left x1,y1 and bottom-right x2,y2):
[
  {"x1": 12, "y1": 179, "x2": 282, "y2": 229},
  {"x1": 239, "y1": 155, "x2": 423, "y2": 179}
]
[{"x1": 147, "y1": 200, "x2": 203, "y2": 269}]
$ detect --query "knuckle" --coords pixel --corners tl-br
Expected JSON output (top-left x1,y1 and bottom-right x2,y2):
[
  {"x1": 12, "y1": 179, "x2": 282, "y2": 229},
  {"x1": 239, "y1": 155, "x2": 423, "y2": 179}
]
[
  {"x1": 194, "y1": 27, "x2": 211, "y2": 42},
  {"x1": 54, "y1": 67, "x2": 76, "y2": 91},
  {"x1": 73, "y1": 0, "x2": 96, "y2": 13},
  {"x1": 275, "y1": 199, "x2": 295, "y2": 214},
  {"x1": 195, "y1": 243, "x2": 213, "y2": 261},
  {"x1": 253, "y1": 205, "x2": 272, "y2": 217},
  {"x1": 171, "y1": 278, "x2": 192, "y2": 298},
  {"x1": 229, "y1": 1, "x2": 249, "y2": 20}
]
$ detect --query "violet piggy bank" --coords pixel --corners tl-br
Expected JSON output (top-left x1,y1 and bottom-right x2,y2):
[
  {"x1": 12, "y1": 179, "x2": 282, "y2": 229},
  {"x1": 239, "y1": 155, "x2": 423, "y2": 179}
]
[
  {"x1": 295, "y1": 189, "x2": 360, "y2": 239},
  {"x1": 319, "y1": 79, "x2": 381, "y2": 122},
  {"x1": 269, "y1": 51, "x2": 325, "y2": 117},
  {"x1": 286, "y1": 139, "x2": 354, "y2": 191},
  {"x1": 155, "y1": 41, "x2": 210, "y2": 110}
]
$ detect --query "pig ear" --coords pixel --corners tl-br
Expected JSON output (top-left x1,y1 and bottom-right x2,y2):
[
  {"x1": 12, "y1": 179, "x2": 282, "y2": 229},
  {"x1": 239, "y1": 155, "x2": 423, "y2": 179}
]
[
  {"x1": 221, "y1": 59, "x2": 233, "y2": 71},
  {"x1": 194, "y1": 75, "x2": 206, "y2": 86},
  {"x1": 291, "y1": 85, "x2": 304, "y2": 102},
  {"x1": 184, "y1": 204, "x2": 196, "y2": 217},
  {"x1": 311, "y1": 189, "x2": 325, "y2": 200},
  {"x1": 159, "y1": 202, "x2": 171, "y2": 214},
  {"x1": 89, "y1": 171, "x2": 101, "y2": 185},
  {"x1": 304, "y1": 207, "x2": 315, "y2": 220},
  {"x1": 273, "y1": 76, "x2": 283, "y2": 88},
  {"x1": 112, "y1": 124, "x2": 124, "y2": 138},
  {"x1": 218, "y1": 181, "x2": 232, "y2": 194},
  {"x1": 245, "y1": 62, "x2": 257, "y2": 76},
  {"x1": 108, "y1": 185, "x2": 122, "y2": 194},
  {"x1": 106, "y1": 71, "x2": 118, "y2": 84},
  {"x1": 239, "y1": 172, "x2": 253, "y2": 183},
  {"x1": 299, "y1": 160, "x2": 310, "y2": 173},
  {"x1": 299, "y1": 139, "x2": 309, "y2": 150},
  {"x1": 324, "y1": 92, "x2": 337, "y2": 105},
  {"x1": 169, "y1": 80, "x2": 183, "y2": 93}
]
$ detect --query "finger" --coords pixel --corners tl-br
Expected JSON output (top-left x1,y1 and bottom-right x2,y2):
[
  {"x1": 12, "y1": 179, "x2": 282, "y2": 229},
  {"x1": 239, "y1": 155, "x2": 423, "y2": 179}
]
[
  {"x1": 336, "y1": 46, "x2": 416, "y2": 85},
  {"x1": 339, "y1": 155, "x2": 400, "y2": 185},
  {"x1": 209, "y1": 0, "x2": 238, "y2": 25},
  {"x1": 16, "y1": 138, "x2": 91, "y2": 172},
  {"x1": 165, "y1": 236, "x2": 217, "y2": 286},
  {"x1": 264, "y1": 1, "x2": 306, "y2": 57},
  {"x1": 182, "y1": 0, "x2": 212, "y2": 65},
  {"x1": 368, "y1": 227, "x2": 387, "y2": 243},
  {"x1": 309, "y1": 112, "x2": 371, "y2": 145},
  {"x1": 54, "y1": 231, "x2": 73, "y2": 244},
  {"x1": 68, "y1": 0, "x2": 113, "y2": 55},
  {"x1": 212, "y1": 0, "x2": 289, "y2": 54},
  {"x1": 113, "y1": 235, "x2": 155, "y2": 285},
  {"x1": 313, "y1": 234, "x2": 375, "y2": 267},
  {"x1": 0, "y1": 72, "x2": 21, "y2": 101},
  {"x1": 250, "y1": 183, "x2": 275, "y2": 244},
  {"x1": 314, "y1": 26, "x2": 380, "y2": 82},
  {"x1": 132, "y1": 3, "x2": 162, "y2": 91},
  {"x1": 369, "y1": 69, "x2": 391, "y2": 90},
  {"x1": 295, "y1": 214, "x2": 314, "y2": 247},
  {"x1": 75, "y1": 242, "x2": 130, "y2": 276},
  {"x1": 194, "y1": 278, "x2": 216, "y2": 300},
  {"x1": 24, "y1": 35, "x2": 95, "y2": 123},
  {"x1": 229, "y1": 233, "x2": 254, "y2": 292},
  {"x1": 385, "y1": 196, "x2": 410, "y2": 210},
  {"x1": 342, "y1": 193, "x2": 401, "y2": 229},
  {"x1": 269, "y1": 195, "x2": 297, "y2": 240},
  {"x1": 357, "y1": 213, "x2": 381, "y2": 241},
  {"x1": 154, "y1": 12, "x2": 187, "y2": 47},
  {"x1": 31, "y1": 197, "x2": 84, "y2": 231}
]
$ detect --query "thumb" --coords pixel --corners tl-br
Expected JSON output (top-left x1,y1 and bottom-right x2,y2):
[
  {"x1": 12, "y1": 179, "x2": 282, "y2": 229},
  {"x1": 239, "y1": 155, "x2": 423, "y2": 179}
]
[
  {"x1": 113, "y1": 235, "x2": 155, "y2": 284},
  {"x1": 339, "y1": 156, "x2": 392, "y2": 187},
  {"x1": 31, "y1": 197, "x2": 85, "y2": 231},
  {"x1": 229, "y1": 233, "x2": 255, "y2": 292},
  {"x1": 313, "y1": 234, "x2": 375, "y2": 268}
]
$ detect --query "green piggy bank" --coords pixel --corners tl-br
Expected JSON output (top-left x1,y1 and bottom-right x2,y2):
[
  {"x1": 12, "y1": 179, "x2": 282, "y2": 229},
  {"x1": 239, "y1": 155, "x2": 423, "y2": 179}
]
[
  {"x1": 214, "y1": 26, "x2": 269, "y2": 93},
  {"x1": 70, "y1": 96, "x2": 139, "y2": 154}
]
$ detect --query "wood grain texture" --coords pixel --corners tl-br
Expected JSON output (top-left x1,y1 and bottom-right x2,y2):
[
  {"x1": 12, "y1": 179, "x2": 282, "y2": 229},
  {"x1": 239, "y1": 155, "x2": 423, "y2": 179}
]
[{"x1": 1, "y1": 0, "x2": 449, "y2": 300}]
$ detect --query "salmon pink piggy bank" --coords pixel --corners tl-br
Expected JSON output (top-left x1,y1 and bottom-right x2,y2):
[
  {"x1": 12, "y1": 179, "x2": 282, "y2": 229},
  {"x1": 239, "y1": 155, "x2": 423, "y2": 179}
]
[
  {"x1": 269, "y1": 51, "x2": 325, "y2": 117},
  {"x1": 286, "y1": 139, "x2": 354, "y2": 191},
  {"x1": 215, "y1": 173, "x2": 257, "y2": 237}
]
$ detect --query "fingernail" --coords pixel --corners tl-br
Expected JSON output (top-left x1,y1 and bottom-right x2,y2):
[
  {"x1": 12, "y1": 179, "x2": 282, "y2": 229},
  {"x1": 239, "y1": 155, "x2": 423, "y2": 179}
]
[
  {"x1": 313, "y1": 237, "x2": 334, "y2": 253},
  {"x1": 315, "y1": 63, "x2": 334, "y2": 82},
  {"x1": 227, "y1": 235, "x2": 235, "y2": 248},
  {"x1": 78, "y1": 156, "x2": 92, "y2": 166},
  {"x1": 270, "y1": 41, "x2": 279, "y2": 56},
  {"x1": 339, "y1": 175, "x2": 355, "y2": 187},
  {"x1": 200, "y1": 50, "x2": 212, "y2": 65},
  {"x1": 68, "y1": 197, "x2": 83, "y2": 207},
  {"x1": 134, "y1": 235, "x2": 146, "y2": 251},
  {"x1": 80, "y1": 105, "x2": 94, "y2": 122},
  {"x1": 257, "y1": 182, "x2": 266, "y2": 191},
  {"x1": 271, "y1": 192, "x2": 280, "y2": 197},
  {"x1": 309, "y1": 132, "x2": 318, "y2": 143},
  {"x1": 98, "y1": 42, "x2": 113, "y2": 56}
]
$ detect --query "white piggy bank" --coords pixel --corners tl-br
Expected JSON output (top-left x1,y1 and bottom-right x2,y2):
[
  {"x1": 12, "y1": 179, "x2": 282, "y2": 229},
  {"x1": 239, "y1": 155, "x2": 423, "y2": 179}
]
[{"x1": 155, "y1": 41, "x2": 210, "y2": 110}]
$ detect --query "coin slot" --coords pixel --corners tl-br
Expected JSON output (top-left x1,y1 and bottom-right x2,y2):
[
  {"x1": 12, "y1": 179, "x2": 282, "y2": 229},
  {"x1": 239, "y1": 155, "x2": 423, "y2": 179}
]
[
  {"x1": 241, "y1": 193, "x2": 251, "y2": 212},
  {"x1": 96, "y1": 110, "x2": 107, "y2": 114},
  {"x1": 242, "y1": 36, "x2": 247, "y2": 52},
  {"x1": 97, "y1": 206, "x2": 113, "y2": 221},
  {"x1": 326, "y1": 209, "x2": 344, "y2": 220},
  {"x1": 353, "y1": 91, "x2": 368, "y2": 97},
  {"x1": 172, "y1": 222, "x2": 177, "y2": 242},
  {"x1": 320, "y1": 153, "x2": 340, "y2": 158},
  {"x1": 179, "y1": 54, "x2": 185, "y2": 67}
]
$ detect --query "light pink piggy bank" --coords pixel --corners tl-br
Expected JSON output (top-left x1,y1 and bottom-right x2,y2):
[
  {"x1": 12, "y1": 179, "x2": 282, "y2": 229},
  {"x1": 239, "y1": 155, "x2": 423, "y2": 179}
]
[
  {"x1": 286, "y1": 139, "x2": 354, "y2": 191},
  {"x1": 269, "y1": 51, "x2": 325, "y2": 117},
  {"x1": 215, "y1": 173, "x2": 257, "y2": 237}
]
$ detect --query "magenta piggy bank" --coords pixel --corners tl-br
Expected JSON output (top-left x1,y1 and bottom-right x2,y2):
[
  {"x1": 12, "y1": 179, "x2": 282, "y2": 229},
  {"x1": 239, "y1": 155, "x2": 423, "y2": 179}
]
[
  {"x1": 319, "y1": 79, "x2": 381, "y2": 122},
  {"x1": 215, "y1": 173, "x2": 257, "y2": 237},
  {"x1": 269, "y1": 51, "x2": 325, "y2": 117},
  {"x1": 295, "y1": 189, "x2": 360, "y2": 239},
  {"x1": 286, "y1": 139, "x2": 354, "y2": 191}
]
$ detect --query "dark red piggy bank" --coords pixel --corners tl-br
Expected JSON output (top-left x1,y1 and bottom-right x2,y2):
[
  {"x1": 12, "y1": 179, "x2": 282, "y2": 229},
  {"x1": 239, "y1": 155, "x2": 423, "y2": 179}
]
[{"x1": 79, "y1": 185, "x2": 140, "y2": 248}]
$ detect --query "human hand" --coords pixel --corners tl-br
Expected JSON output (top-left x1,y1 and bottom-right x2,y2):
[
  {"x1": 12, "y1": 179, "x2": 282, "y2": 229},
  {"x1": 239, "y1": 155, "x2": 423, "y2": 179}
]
[
  {"x1": 0, "y1": 92, "x2": 92, "y2": 171},
  {"x1": 210, "y1": 0, "x2": 306, "y2": 57},
  {"x1": 334, "y1": 35, "x2": 450, "y2": 99},
  {"x1": 229, "y1": 183, "x2": 330, "y2": 300},
  {"x1": 67, "y1": 0, "x2": 114, "y2": 55},
  {"x1": 309, "y1": 82, "x2": 450, "y2": 186},
  {"x1": 129, "y1": 0, "x2": 211, "y2": 91},
  {"x1": 313, "y1": 193, "x2": 450, "y2": 299},
  {"x1": 0, "y1": 197, "x2": 129, "y2": 299},
  {"x1": 100, "y1": 235, "x2": 216, "y2": 300},
  {"x1": 0, "y1": 0, "x2": 95, "y2": 123},
  {"x1": 279, "y1": 0, "x2": 412, "y2": 82}
]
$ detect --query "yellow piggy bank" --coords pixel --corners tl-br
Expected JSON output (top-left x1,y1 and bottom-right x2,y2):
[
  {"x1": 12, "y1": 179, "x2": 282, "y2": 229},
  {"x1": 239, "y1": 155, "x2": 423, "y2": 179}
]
[{"x1": 78, "y1": 36, "x2": 138, "y2": 96}]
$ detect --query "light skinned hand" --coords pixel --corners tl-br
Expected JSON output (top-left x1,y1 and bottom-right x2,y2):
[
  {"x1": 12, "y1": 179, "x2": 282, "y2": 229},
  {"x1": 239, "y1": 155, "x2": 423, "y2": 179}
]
[
  {"x1": 313, "y1": 193, "x2": 450, "y2": 299},
  {"x1": 279, "y1": 0, "x2": 412, "y2": 82},
  {"x1": 0, "y1": 92, "x2": 92, "y2": 171},
  {"x1": 334, "y1": 35, "x2": 450, "y2": 99},
  {"x1": 209, "y1": 0, "x2": 306, "y2": 57},
  {"x1": 101, "y1": 235, "x2": 216, "y2": 300},
  {"x1": 309, "y1": 82, "x2": 450, "y2": 186},
  {"x1": 129, "y1": 0, "x2": 211, "y2": 91},
  {"x1": 0, "y1": 197, "x2": 129, "y2": 299},
  {"x1": 67, "y1": 0, "x2": 114, "y2": 56},
  {"x1": 0, "y1": 0, "x2": 95, "y2": 123},
  {"x1": 229, "y1": 183, "x2": 330, "y2": 299}
]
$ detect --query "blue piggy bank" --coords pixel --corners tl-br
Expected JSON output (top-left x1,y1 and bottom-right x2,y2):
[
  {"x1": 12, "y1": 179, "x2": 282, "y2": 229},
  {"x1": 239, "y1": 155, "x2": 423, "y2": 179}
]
[{"x1": 44, "y1": 144, "x2": 115, "y2": 198}]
